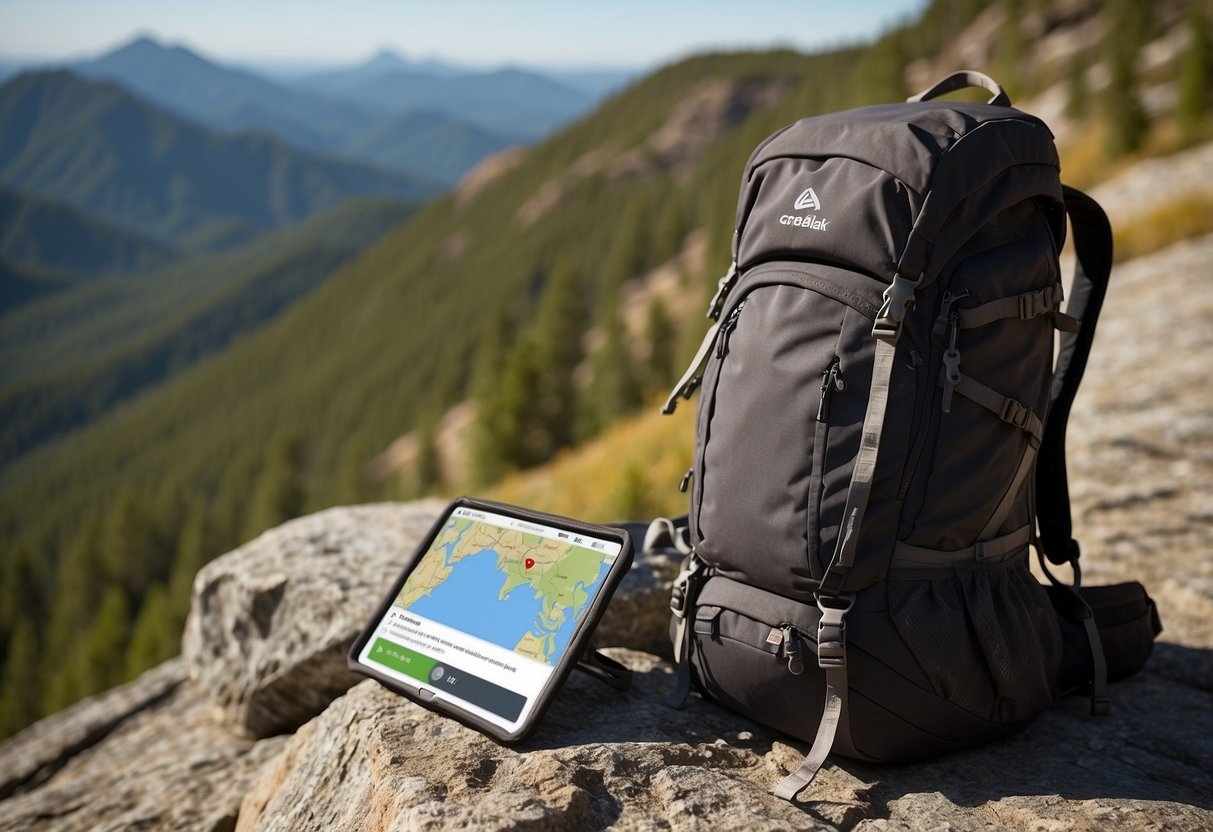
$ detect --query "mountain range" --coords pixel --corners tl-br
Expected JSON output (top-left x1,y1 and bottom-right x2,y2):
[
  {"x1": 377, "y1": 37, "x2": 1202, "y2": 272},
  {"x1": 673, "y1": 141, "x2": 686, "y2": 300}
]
[
  {"x1": 0, "y1": 71, "x2": 439, "y2": 250},
  {"x1": 63, "y1": 37, "x2": 617, "y2": 182}
]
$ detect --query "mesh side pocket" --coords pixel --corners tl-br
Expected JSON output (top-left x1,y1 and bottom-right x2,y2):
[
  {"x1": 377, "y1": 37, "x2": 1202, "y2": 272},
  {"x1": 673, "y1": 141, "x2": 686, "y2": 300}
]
[{"x1": 889, "y1": 561, "x2": 1061, "y2": 724}]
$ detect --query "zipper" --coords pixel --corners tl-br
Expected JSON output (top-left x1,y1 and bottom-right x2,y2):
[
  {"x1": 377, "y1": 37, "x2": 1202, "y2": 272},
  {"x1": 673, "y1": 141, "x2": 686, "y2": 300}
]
[
  {"x1": 679, "y1": 468, "x2": 693, "y2": 493},
  {"x1": 715, "y1": 299, "x2": 747, "y2": 359},
  {"x1": 816, "y1": 355, "x2": 845, "y2": 423},
  {"x1": 780, "y1": 624, "x2": 805, "y2": 675},
  {"x1": 897, "y1": 349, "x2": 928, "y2": 499}
]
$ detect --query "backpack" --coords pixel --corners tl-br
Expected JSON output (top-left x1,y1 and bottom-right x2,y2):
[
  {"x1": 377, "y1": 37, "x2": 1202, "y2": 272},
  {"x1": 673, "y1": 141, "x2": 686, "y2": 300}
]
[{"x1": 653, "y1": 71, "x2": 1162, "y2": 800}]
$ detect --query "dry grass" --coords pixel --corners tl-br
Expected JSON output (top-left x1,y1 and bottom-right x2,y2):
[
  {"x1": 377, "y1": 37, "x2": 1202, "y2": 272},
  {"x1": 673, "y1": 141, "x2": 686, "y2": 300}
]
[
  {"x1": 1113, "y1": 190, "x2": 1213, "y2": 262},
  {"x1": 486, "y1": 399, "x2": 694, "y2": 524}
]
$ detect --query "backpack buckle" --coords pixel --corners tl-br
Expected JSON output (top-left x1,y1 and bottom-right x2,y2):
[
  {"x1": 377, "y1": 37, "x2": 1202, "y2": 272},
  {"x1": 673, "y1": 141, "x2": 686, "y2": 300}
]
[
  {"x1": 999, "y1": 397, "x2": 1031, "y2": 429},
  {"x1": 669, "y1": 556, "x2": 705, "y2": 620},
  {"x1": 815, "y1": 593, "x2": 855, "y2": 668},
  {"x1": 873, "y1": 273, "x2": 921, "y2": 343}
]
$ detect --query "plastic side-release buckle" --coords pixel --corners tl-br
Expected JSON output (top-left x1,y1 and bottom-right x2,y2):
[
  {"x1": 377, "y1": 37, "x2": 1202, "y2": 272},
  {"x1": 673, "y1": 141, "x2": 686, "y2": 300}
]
[
  {"x1": 873, "y1": 273, "x2": 922, "y2": 343},
  {"x1": 669, "y1": 556, "x2": 705, "y2": 620},
  {"x1": 705, "y1": 261, "x2": 738, "y2": 321},
  {"x1": 815, "y1": 593, "x2": 855, "y2": 668}
]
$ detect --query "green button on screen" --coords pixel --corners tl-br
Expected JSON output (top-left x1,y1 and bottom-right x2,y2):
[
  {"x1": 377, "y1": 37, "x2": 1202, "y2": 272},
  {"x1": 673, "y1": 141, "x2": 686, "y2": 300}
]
[{"x1": 369, "y1": 638, "x2": 437, "y2": 682}]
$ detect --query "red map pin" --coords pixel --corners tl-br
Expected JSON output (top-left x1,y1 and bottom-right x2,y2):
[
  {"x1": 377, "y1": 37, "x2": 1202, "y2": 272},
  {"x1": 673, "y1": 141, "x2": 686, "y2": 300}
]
[{"x1": 524, "y1": 558, "x2": 535, "y2": 570}]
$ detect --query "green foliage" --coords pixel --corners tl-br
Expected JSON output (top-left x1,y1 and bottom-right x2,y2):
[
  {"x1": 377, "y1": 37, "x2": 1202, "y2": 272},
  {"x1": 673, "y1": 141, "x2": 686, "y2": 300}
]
[
  {"x1": 244, "y1": 430, "x2": 306, "y2": 540},
  {"x1": 1102, "y1": 0, "x2": 1150, "y2": 157},
  {"x1": 585, "y1": 300, "x2": 644, "y2": 436},
  {"x1": 645, "y1": 297, "x2": 677, "y2": 396},
  {"x1": 125, "y1": 584, "x2": 178, "y2": 679},
  {"x1": 0, "y1": 620, "x2": 39, "y2": 740},
  {"x1": 608, "y1": 462, "x2": 651, "y2": 521},
  {"x1": 100, "y1": 489, "x2": 169, "y2": 598},
  {"x1": 1179, "y1": 0, "x2": 1213, "y2": 145},
  {"x1": 0, "y1": 197, "x2": 416, "y2": 465},
  {"x1": 1065, "y1": 52, "x2": 1089, "y2": 120},
  {"x1": 0, "y1": 71, "x2": 439, "y2": 248}
]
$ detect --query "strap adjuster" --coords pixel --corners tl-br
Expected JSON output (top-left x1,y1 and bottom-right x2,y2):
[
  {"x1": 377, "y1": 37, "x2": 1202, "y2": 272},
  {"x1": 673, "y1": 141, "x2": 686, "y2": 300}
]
[
  {"x1": 815, "y1": 593, "x2": 855, "y2": 668},
  {"x1": 873, "y1": 273, "x2": 921, "y2": 343},
  {"x1": 669, "y1": 556, "x2": 705, "y2": 620},
  {"x1": 999, "y1": 397, "x2": 1031, "y2": 429}
]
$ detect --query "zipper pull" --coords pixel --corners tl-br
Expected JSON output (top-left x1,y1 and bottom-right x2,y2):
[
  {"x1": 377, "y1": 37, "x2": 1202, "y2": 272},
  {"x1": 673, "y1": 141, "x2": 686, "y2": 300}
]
[
  {"x1": 781, "y1": 624, "x2": 804, "y2": 675},
  {"x1": 933, "y1": 288, "x2": 970, "y2": 337},
  {"x1": 678, "y1": 468, "x2": 693, "y2": 493},
  {"x1": 941, "y1": 315, "x2": 962, "y2": 413},
  {"x1": 715, "y1": 299, "x2": 746, "y2": 359},
  {"x1": 816, "y1": 356, "x2": 845, "y2": 422}
]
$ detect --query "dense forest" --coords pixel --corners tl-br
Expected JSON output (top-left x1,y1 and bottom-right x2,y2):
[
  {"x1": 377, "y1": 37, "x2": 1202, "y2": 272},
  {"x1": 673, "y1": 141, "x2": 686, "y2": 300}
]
[{"x1": 1, "y1": 0, "x2": 1211, "y2": 739}]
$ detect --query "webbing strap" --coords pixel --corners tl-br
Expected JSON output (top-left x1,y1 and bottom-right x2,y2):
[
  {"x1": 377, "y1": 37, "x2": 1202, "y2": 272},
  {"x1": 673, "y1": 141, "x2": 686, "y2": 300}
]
[
  {"x1": 772, "y1": 665, "x2": 846, "y2": 800},
  {"x1": 979, "y1": 438, "x2": 1040, "y2": 539},
  {"x1": 1083, "y1": 614, "x2": 1111, "y2": 715},
  {"x1": 950, "y1": 283, "x2": 1079, "y2": 332},
  {"x1": 952, "y1": 373, "x2": 1044, "y2": 442},
  {"x1": 891, "y1": 524, "x2": 1032, "y2": 566},
  {"x1": 772, "y1": 598, "x2": 852, "y2": 800},
  {"x1": 818, "y1": 339, "x2": 897, "y2": 596},
  {"x1": 662, "y1": 315, "x2": 723, "y2": 414}
]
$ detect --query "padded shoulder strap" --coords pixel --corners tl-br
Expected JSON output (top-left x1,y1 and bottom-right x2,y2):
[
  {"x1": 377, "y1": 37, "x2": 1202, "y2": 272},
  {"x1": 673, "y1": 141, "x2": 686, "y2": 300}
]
[{"x1": 1036, "y1": 186, "x2": 1113, "y2": 567}]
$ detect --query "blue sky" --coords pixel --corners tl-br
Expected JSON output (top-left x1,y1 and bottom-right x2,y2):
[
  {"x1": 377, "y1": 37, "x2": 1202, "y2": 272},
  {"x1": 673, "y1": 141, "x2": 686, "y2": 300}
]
[{"x1": 0, "y1": 0, "x2": 929, "y2": 69}]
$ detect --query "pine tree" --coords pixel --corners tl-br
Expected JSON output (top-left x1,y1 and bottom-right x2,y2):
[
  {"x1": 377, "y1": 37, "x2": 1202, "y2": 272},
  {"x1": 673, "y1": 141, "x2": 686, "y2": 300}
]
[
  {"x1": 125, "y1": 583, "x2": 178, "y2": 680},
  {"x1": 1179, "y1": 0, "x2": 1212, "y2": 145},
  {"x1": 99, "y1": 490, "x2": 166, "y2": 598},
  {"x1": 599, "y1": 201, "x2": 649, "y2": 298},
  {"x1": 1065, "y1": 52, "x2": 1088, "y2": 120},
  {"x1": 645, "y1": 296, "x2": 676, "y2": 396},
  {"x1": 167, "y1": 499, "x2": 212, "y2": 631},
  {"x1": 1103, "y1": 0, "x2": 1149, "y2": 157},
  {"x1": 469, "y1": 307, "x2": 517, "y2": 486},
  {"x1": 587, "y1": 299, "x2": 643, "y2": 433},
  {"x1": 80, "y1": 584, "x2": 131, "y2": 695},
  {"x1": 0, "y1": 620, "x2": 40, "y2": 739},
  {"x1": 411, "y1": 413, "x2": 443, "y2": 496},
  {"x1": 244, "y1": 430, "x2": 306, "y2": 540},
  {"x1": 529, "y1": 259, "x2": 587, "y2": 458}
]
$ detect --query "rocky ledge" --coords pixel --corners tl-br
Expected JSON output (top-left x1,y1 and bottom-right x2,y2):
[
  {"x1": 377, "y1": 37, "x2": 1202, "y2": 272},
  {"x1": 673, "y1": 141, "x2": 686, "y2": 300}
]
[{"x1": 3, "y1": 233, "x2": 1213, "y2": 829}]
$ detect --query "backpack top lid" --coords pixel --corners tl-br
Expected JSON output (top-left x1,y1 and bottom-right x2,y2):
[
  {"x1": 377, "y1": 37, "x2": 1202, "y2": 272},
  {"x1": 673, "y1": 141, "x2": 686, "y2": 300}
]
[{"x1": 734, "y1": 99, "x2": 1065, "y2": 286}]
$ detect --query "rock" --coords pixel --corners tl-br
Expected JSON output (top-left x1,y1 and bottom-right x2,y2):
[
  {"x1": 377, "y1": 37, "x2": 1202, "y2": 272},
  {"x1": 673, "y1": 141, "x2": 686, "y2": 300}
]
[
  {"x1": 0, "y1": 658, "x2": 184, "y2": 800},
  {"x1": 184, "y1": 501, "x2": 679, "y2": 738},
  {"x1": 0, "y1": 660, "x2": 286, "y2": 832},
  {"x1": 183, "y1": 501, "x2": 448, "y2": 737},
  {"x1": 235, "y1": 649, "x2": 1213, "y2": 832}
]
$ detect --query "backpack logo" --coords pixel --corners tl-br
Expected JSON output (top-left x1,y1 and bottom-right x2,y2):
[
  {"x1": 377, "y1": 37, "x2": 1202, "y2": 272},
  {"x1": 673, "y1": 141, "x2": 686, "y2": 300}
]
[
  {"x1": 794, "y1": 187, "x2": 821, "y2": 211},
  {"x1": 781, "y1": 186, "x2": 829, "y2": 231}
]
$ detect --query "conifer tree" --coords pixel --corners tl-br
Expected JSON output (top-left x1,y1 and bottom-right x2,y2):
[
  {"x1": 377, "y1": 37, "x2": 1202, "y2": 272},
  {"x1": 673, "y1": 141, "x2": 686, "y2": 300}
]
[
  {"x1": 125, "y1": 583, "x2": 177, "y2": 679},
  {"x1": 645, "y1": 297, "x2": 676, "y2": 396},
  {"x1": 80, "y1": 584, "x2": 132, "y2": 695},
  {"x1": 1179, "y1": 0, "x2": 1212, "y2": 145},
  {"x1": 412, "y1": 413, "x2": 443, "y2": 496},
  {"x1": 1065, "y1": 52, "x2": 1088, "y2": 120},
  {"x1": 0, "y1": 620, "x2": 39, "y2": 739},
  {"x1": 529, "y1": 259, "x2": 587, "y2": 457},
  {"x1": 167, "y1": 499, "x2": 212, "y2": 629},
  {"x1": 244, "y1": 430, "x2": 306, "y2": 540},
  {"x1": 588, "y1": 299, "x2": 643, "y2": 433},
  {"x1": 1103, "y1": 0, "x2": 1149, "y2": 156},
  {"x1": 99, "y1": 490, "x2": 165, "y2": 598},
  {"x1": 469, "y1": 307, "x2": 517, "y2": 486}
]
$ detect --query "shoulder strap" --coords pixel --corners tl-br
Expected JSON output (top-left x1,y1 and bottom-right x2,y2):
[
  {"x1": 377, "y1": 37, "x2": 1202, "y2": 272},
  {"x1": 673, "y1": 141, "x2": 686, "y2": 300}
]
[{"x1": 1035, "y1": 186, "x2": 1113, "y2": 568}]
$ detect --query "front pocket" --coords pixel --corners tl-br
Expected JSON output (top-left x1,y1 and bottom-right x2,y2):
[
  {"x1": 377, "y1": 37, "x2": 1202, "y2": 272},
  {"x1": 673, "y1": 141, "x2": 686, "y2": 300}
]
[
  {"x1": 693, "y1": 265, "x2": 880, "y2": 599},
  {"x1": 688, "y1": 576, "x2": 828, "y2": 743},
  {"x1": 887, "y1": 560, "x2": 1061, "y2": 724}
]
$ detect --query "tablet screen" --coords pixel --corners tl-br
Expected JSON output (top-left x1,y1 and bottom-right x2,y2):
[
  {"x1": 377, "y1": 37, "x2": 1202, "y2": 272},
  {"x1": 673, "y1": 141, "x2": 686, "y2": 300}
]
[{"x1": 355, "y1": 503, "x2": 624, "y2": 734}]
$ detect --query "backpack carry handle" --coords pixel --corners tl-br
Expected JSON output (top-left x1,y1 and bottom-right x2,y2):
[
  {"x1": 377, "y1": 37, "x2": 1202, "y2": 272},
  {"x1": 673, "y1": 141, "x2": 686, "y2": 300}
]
[{"x1": 908, "y1": 70, "x2": 1011, "y2": 107}]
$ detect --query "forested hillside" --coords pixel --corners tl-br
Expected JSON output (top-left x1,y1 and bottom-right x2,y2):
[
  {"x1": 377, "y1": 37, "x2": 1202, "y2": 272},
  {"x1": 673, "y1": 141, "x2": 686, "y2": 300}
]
[
  {"x1": 0, "y1": 71, "x2": 439, "y2": 250},
  {"x1": 1, "y1": 0, "x2": 1210, "y2": 740}
]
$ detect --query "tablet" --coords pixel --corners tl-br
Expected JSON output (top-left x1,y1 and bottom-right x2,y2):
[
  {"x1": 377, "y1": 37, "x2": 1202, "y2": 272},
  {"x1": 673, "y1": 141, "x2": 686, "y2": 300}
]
[{"x1": 348, "y1": 497, "x2": 634, "y2": 743}]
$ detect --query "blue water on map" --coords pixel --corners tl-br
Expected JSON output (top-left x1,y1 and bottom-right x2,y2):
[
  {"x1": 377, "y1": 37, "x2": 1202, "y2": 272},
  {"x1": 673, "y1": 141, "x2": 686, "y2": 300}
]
[{"x1": 406, "y1": 543, "x2": 607, "y2": 665}]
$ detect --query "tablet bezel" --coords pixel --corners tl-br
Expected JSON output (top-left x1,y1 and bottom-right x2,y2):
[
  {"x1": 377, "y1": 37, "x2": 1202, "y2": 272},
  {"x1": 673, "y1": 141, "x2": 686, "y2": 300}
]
[{"x1": 347, "y1": 496, "x2": 634, "y2": 744}]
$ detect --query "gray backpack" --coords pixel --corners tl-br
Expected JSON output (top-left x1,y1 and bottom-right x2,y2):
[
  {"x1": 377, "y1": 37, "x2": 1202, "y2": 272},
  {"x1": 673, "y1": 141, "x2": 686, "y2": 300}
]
[{"x1": 656, "y1": 71, "x2": 1161, "y2": 799}]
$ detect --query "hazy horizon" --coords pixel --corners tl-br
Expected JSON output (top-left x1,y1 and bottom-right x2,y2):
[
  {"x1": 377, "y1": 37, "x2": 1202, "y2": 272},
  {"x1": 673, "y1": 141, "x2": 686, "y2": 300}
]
[{"x1": 0, "y1": 0, "x2": 929, "y2": 72}]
